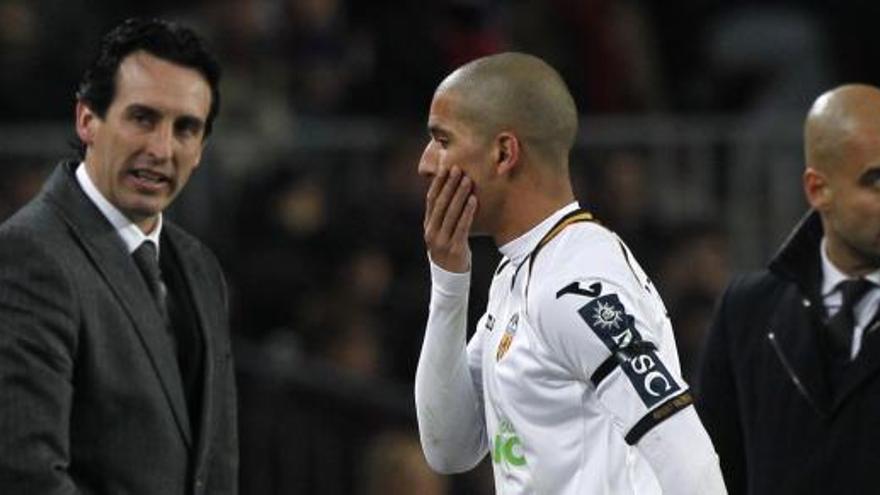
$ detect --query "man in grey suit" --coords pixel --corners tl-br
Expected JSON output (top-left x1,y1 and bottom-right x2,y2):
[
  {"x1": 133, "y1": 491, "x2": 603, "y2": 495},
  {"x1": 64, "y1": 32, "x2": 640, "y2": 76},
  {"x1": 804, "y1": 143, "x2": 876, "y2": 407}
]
[{"x1": 0, "y1": 18, "x2": 237, "y2": 494}]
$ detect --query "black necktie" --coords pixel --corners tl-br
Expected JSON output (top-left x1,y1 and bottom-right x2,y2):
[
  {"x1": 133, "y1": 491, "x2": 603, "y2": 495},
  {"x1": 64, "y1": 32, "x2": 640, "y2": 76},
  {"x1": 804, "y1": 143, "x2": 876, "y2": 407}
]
[
  {"x1": 132, "y1": 241, "x2": 168, "y2": 322},
  {"x1": 133, "y1": 241, "x2": 203, "y2": 433},
  {"x1": 827, "y1": 278, "x2": 874, "y2": 358}
]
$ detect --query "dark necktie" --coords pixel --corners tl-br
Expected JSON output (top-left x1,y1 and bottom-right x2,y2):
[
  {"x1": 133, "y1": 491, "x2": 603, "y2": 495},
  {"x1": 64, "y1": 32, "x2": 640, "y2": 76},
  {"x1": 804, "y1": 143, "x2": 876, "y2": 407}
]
[
  {"x1": 827, "y1": 278, "x2": 874, "y2": 359},
  {"x1": 132, "y1": 241, "x2": 203, "y2": 433},
  {"x1": 132, "y1": 241, "x2": 168, "y2": 322}
]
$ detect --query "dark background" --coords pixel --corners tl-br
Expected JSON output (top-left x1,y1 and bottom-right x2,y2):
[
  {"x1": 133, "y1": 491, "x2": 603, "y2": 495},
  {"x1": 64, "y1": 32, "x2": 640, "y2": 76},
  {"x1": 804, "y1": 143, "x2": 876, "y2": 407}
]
[{"x1": 1, "y1": 1, "x2": 875, "y2": 493}]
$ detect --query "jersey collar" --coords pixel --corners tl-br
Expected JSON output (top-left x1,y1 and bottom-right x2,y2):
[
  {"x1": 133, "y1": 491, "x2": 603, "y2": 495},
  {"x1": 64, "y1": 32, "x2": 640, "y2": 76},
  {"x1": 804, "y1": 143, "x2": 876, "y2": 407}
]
[{"x1": 498, "y1": 201, "x2": 579, "y2": 263}]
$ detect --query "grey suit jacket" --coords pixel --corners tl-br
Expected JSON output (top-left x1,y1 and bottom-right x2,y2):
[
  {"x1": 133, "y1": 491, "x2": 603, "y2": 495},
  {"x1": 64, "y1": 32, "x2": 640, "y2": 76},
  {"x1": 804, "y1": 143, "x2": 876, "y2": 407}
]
[{"x1": 0, "y1": 162, "x2": 238, "y2": 494}]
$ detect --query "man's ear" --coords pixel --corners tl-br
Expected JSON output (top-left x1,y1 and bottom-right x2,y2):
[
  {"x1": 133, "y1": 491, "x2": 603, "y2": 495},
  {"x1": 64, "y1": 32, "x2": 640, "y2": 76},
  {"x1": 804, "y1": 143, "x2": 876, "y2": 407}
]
[
  {"x1": 75, "y1": 101, "x2": 98, "y2": 147},
  {"x1": 495, "y1": 132, "x2": 520, "y2": 176},
  {"x1": 804, "y1": 167, "x2": 831, "y2": 210}
]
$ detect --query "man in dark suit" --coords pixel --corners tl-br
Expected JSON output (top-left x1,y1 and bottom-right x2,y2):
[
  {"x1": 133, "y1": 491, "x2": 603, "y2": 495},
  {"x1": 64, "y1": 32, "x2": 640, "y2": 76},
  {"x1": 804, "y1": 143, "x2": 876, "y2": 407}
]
[
  {"x1": 696, "y1": 84, "x2": 880, "y2": 494},
  {"x1": 0, "y1": 18, "x2": 237, "y2": 494}
]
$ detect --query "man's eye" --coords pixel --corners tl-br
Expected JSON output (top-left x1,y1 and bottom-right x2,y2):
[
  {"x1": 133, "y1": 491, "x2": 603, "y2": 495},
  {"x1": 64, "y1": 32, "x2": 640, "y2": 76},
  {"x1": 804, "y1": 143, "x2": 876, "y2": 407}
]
[
  {"x1": 860, "y1": 170, "x2": 880, "y2": 188},
  {"x1": 175, "y1": 122, "x2": 201, "y2": 138},
  {"x1": 131, "y1": 111, "x2": 154, "y2": 126}
]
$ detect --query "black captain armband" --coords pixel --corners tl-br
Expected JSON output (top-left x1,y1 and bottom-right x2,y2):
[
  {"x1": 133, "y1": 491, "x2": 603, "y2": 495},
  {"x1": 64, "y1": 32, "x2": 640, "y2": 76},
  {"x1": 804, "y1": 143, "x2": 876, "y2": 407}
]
[
  {"x1": 624, "y1": 391, "x2": 694, "y2": 445},
  {"x1": 589, "y1": 340, "x2": 658, "y2": 387}
]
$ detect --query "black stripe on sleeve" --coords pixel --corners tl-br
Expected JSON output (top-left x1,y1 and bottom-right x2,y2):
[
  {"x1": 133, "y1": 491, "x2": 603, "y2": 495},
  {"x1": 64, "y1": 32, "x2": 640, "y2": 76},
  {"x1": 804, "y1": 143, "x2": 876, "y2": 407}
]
[
  {"x1": 624, "y1": 391, "x2": 694, "y2": 445},
  {"x1": 590, "y1": 341, "x2": 659, "y2": 389},
  {"x1": 590, "y1": 355, "x2": 618, "y2": 387}
]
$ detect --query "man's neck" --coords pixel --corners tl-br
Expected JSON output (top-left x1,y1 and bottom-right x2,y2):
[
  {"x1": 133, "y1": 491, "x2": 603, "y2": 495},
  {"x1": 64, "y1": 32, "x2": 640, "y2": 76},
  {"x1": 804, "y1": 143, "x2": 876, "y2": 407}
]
[{"x1": 492, "y1": 188, "x2": 575, "y2": 246}]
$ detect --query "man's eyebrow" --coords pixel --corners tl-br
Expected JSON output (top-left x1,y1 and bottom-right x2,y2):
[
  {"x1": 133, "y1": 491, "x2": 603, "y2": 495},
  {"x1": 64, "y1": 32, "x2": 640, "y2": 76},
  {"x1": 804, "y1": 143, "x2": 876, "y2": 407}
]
[
  {"x1": 126, "y1": 103, "x2": 160, "y2": 117},
  {"x1": 427, "y1": 124, "x2": 448, "y2": 136},
  {"x1": 176, "y1": 114, "x2": 205, "y2": 130}
]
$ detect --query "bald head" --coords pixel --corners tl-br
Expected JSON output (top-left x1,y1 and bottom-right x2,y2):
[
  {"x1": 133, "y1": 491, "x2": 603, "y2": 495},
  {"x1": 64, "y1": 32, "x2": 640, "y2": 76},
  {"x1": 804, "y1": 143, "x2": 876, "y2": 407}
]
[
  {"x1": 802, "y1": 84, "x2": 880, "y2": 274},
  {"x1": 805, "y1": 84, "x2": 880, "y2": 174},
  {"x1": 436, "y1": 52, "x2": 578, "y2": 167}
]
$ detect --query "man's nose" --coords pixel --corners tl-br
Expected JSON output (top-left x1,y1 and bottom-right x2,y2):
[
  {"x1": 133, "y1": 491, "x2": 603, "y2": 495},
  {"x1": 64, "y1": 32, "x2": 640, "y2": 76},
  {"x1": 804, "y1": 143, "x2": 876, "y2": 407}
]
[
  {"x1": 418, "y1": 144, "x2": 436, "y2": 177},
  {"x1": 145, "y1": 123, "x2": 173, "y2": 161}
]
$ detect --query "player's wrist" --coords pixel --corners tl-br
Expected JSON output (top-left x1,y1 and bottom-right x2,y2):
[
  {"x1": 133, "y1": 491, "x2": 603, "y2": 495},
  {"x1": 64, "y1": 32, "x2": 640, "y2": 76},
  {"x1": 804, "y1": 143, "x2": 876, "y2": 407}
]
[
  {"x1": 427, "y1": 250, "x2": 470, "y2": 273},
  {"x1": 429, "y1": 254, "x2": 471, "y2": 296}
]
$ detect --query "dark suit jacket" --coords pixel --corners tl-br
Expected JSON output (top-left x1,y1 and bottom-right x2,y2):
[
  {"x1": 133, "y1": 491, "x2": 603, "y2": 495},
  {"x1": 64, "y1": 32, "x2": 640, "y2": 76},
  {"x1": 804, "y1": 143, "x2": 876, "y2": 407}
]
[
  {"x1": 696, "y1": 211, "x2": 880, "y2": 495},
  {"x1": 0, "y1": 162, "x2": 238, "y2": 494}
]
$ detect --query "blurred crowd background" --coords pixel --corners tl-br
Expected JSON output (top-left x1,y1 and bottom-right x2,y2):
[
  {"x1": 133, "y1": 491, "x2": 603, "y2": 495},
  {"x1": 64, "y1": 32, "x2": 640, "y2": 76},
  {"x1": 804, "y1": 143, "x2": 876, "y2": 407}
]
[{"x1": 1, "y1": 0, "x2": 878, "y2": 493}]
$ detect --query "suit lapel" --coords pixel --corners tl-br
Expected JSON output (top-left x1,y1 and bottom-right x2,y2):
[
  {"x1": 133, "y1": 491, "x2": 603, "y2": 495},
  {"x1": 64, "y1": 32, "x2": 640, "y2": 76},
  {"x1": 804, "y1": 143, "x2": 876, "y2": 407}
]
[
  {"x1": 163, "y1": 226, "x2": 217, "y2": 468},
  {"x1": 44, "y1": 163, "x2": 193, "y2": 446},
  {"x1": 769, "y1": 290, "x2": 831, "y2": 415},
  {"x1": 767, "y1": 211, "x2": 880, "y2": 416}
]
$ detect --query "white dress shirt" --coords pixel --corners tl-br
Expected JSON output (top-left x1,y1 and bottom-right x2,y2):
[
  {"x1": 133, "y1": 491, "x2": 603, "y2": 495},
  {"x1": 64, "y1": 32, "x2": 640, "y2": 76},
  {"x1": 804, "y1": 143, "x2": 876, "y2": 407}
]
[
  {"x1": 76, "y1": 163, "x2": 162, "y2": 255},
  {"x1": 820, "y1": 238, "x2": 880, "y2": 359}
]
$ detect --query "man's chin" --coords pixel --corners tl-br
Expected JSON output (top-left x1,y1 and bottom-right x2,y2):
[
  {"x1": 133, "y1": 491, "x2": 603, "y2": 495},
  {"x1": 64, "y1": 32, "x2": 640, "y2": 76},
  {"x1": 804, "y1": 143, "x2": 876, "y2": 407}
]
[
  {"x1": 121, "y1": 203, "x2": 164, "y2": 231},
  {"x1": 121, "y1": 193, "x2": 169, "y2": 214},
  {"x1": 467, "y1": 224, "x2": 490, "y2": 238},
  {"x1": 850, "y1": 243, "x2": 880, "y2": 271}
]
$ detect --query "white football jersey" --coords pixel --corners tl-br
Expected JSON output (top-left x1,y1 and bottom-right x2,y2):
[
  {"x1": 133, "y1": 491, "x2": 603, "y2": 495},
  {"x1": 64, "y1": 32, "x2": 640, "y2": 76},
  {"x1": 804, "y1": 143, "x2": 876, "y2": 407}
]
[{"x1": 416, "y1": 202, "x2": 723, "y2": 495}]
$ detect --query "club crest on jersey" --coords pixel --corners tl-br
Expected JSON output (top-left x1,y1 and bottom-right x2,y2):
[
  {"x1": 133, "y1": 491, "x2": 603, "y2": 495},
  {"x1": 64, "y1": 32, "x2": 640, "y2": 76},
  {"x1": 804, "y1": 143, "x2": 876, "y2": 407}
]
[{"x1": 496, "y1": 313, "x2": 519, "y2": 361}]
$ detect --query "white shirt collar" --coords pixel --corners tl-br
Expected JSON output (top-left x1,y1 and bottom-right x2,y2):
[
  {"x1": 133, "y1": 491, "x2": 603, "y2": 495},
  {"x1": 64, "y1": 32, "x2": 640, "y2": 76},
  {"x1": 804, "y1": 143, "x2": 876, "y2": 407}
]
[
  {"x1": 498, "y1": 201, "x2": 580, "y2": 263},
  {"x1": 76, "y1": 162, "x2": 162, "y2": 255},
  {"x1": 820, "y1": 237, "x2": 880, "y2": 296}
]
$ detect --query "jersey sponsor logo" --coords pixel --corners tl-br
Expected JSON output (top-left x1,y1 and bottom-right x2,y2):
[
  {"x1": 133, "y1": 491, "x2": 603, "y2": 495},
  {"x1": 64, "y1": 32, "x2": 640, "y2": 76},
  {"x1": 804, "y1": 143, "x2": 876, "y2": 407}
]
[
  {"x1": 578, "y1": 294, "x2": 680, "y2": 408},
  {"x1": 496, "y1": 313, "x2": 519, "y2": 361},
  {"x1": 625, "y1": 352, "x2": 679, "y2": 404},
  {"x1": 556, "y1": 281, "x2": 603, "y2": 299},
  {"x1": 492, "y1": 420, "x2": 527, "y2": 467},
  {"x1": 591, "y1": 300, "x2": 624, "y2": 329}
]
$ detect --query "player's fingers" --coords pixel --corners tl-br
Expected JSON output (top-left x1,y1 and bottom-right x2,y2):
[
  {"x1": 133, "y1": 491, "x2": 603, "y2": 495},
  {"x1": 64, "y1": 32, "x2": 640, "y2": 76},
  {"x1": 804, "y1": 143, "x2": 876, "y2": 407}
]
[
  {"x1": 426, "y1": 166, "x2": 461, "y2": 235},
  {"x1": 451, "y1": 194, "x2": 477, "y2": 245},
  {"x1": 424, "y1": 166, "x2": 447, "y2": 227},
  {"x1": 440, "y1": 174, "x2": 472, "y2": 236}
]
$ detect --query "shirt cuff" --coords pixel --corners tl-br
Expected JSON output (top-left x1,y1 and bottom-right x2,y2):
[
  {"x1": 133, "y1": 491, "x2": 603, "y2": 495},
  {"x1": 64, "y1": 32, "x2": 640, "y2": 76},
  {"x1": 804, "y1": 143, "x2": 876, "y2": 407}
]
[{"x1": 429, "y1": 256, "x2": 471, "y2": 298}]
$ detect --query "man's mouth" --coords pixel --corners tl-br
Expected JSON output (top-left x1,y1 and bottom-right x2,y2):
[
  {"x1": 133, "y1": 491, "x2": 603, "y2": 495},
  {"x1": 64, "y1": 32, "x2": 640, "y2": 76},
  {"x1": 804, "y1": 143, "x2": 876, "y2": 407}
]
[
  {"x1": 127, "y1": 168, "x2": 172, "y2": 193},
  {"x1": 131, "y1": 169, "x2": 169, "y2": 183}
]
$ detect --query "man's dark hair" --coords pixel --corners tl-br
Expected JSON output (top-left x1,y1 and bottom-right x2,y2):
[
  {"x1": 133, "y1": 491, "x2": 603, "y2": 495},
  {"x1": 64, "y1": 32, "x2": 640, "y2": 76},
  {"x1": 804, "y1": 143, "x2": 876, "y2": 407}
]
[{"x1": 75, "y1": 18, "x2": 222, "y2": 155}]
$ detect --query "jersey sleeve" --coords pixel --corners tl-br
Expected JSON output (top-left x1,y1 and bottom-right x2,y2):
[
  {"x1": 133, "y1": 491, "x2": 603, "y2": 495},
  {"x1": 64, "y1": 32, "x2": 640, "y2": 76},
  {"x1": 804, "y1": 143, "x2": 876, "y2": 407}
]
[
  {"x1": 531, "y1": 232, "x2": 726, "y2": 493},
  {"x1": 534, "y1": 271, "x2": 688, "y2": 435},
  {"x1": 414, "y1": 258, "x2": 488, "y2": 474}
]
